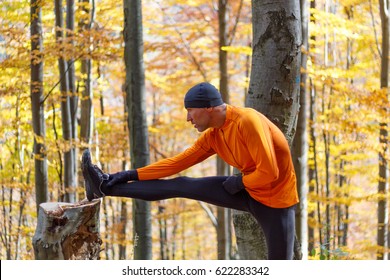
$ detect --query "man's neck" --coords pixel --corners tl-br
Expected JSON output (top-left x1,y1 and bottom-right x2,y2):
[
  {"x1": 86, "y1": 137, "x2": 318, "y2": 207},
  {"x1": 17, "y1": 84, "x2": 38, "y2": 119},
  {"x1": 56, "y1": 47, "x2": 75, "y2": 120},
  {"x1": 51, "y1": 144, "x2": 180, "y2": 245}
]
[{"x1": 211, "y1": 104, "x2": 227, "y2": 128}]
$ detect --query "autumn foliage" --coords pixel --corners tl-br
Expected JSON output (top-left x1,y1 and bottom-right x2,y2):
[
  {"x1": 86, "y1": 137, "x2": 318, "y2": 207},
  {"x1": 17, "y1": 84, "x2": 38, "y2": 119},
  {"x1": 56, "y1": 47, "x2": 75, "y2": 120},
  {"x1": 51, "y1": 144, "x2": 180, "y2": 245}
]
[{"x1": 0, "y1": 0, "x2": 388, "y2": 260}]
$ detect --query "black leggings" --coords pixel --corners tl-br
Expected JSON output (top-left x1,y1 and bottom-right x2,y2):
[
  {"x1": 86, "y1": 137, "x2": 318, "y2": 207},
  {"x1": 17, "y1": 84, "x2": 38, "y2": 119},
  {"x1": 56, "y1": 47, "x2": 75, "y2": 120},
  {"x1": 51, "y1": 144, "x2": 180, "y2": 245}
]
[{"x1": 101, "y1": 176, "x2": 296, "y2": 260}]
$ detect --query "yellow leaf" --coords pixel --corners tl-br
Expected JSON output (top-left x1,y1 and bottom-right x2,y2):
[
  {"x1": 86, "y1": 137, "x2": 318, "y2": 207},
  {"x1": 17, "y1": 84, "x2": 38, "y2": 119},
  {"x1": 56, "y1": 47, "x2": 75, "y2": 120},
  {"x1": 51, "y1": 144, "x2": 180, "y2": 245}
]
[{"x1": 221, "y1": 45, "x2": 252, "y2": 56}]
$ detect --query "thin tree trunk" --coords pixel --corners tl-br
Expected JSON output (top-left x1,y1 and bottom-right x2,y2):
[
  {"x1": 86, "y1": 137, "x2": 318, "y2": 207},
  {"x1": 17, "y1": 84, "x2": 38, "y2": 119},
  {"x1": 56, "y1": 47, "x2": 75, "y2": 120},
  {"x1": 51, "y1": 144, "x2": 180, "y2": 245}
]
[
  {"x1": 79, "y1": 0, "x2": 94, "y2": 145},
  {"x1": 308, "y1": 83, "x2": 322, "y2": 254},
  {"x1": 321, "y1": 87, "x2": 331, "y2": 255},
  {"x1": 340, "y1": 5, "x2": 354, "y2": 249},
  {"x1": 171, "y1": 213, "x2": 179, "y2": 259},
  {"x1": 158, "y1": 202, "x2": 168, "y2": 259},
  {"x1": 149, "y1": 87, "x2": 168, "y2": 260},
  {"x1": 291, "y1": 0, "x2": 309, "y2": 259},
  {"x1": 217, "y1": 0, "x2": 231, "y2": 260},
  {"x1": 118, "y1": 197, "x2": 128, "y2": 259},
  {"x1": 377, "y1": 0, "x2": 389, "y2": 260},
  {"x1": 319, "y1": 0, "x2": 331, "y2": 258},
  {"x1": 14, "y1": 93, "x2": 23, "y2": 259},
  {"x1": 102, "y1": 198, "x2": 110, "y2": 260},
  {"x1": 54, "y1": 0, "x2": 75, "y2": 203},
  {"x1": 66, "y1": 0, "x2": 78, "y2": 201},
  {"x1": 181, "y1": 210, "x2": 186, "y2": 259},
  {"x1": 119, "y1": 101, "x2": 129, "y2": 260},
  {"x1": 307, "y1": 0, "x2": 317, "y2": 256},
  {"x1": 123, "y1": 0, "x2": 152, "y2": 260},
  {"x1": 30, "y1": 0, "x2": 48, "y2": 213}
]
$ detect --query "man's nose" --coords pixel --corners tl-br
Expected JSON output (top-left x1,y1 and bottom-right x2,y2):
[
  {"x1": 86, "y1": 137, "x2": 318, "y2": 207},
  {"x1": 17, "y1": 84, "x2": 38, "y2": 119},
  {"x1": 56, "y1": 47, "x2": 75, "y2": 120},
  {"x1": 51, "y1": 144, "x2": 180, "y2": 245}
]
[{"x1": 186, "y1": 112, "x2": 192, "y2": 122}]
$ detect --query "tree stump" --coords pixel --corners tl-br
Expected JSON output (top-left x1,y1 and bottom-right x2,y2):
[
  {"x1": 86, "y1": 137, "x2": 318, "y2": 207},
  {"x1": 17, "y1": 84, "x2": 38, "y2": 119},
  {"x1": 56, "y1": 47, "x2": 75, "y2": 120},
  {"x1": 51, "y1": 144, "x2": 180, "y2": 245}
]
[{"x1": 33, "y1": 199, "x2": 102, "y2": 260}]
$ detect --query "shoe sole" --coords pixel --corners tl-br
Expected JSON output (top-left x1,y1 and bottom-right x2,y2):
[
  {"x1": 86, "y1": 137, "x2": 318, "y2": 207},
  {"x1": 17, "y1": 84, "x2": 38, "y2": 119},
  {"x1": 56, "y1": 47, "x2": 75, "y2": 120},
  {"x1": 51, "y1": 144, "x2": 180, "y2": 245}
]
[{"x1": 81, "y1": 149, "x2": 101, "y2": 201}]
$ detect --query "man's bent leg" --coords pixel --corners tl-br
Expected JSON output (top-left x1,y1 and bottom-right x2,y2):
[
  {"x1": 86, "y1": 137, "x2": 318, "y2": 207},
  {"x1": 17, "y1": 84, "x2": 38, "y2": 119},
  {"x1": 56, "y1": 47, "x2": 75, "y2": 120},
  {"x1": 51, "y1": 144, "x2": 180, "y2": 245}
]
[
  {"x1": 248, "y1": 198, "x2": 296, "y2": 260},
  {"x1": 102, "y1": 176, "x2": 249, "y2": 212}
]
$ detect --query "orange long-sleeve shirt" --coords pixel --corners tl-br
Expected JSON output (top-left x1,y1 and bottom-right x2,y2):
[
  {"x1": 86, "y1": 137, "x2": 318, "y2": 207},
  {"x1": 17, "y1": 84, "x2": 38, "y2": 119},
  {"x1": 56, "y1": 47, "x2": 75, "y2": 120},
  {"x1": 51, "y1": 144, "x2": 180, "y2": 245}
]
[{"x1": 137, "y1": 105, "x2": 299, "y2": 208}]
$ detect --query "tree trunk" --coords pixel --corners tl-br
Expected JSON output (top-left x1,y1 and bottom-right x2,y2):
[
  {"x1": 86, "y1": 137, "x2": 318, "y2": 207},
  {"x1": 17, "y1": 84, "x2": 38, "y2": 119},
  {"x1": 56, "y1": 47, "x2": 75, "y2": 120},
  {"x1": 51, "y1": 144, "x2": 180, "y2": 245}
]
[
  {"x1": 33, "y1": 200, "x2": 102, "y2": 259},
  {"x1": 233, "y1": 0, "x2": 302, "y2": 259},
  {"x1": 55, "y1": 0, "x2": 75, "y2": 203},
  {"x1": 291, "y1": 0, "x2": 309, "y2": 259},
  {"x1": 119, "y1": 102, "x2": 129, "y2": 259},
  {"x1": 123, "y1": 0, "x2": 152, "y2": 260},
  {"x1": 377, "y1": 0, "x2": 389, "y2": 260},
  {"x1": 321, "y1": 88, "x2": 331, "y2": 255},
  {"x1": 233, "y1": 210, "x2": 267, "y2": 259},
  {"x1": 247, "y1": 0, "x2": 301, "y2": 139},
  {"x1": 307, "y1": 0, "x2": 317, "y2": 256},
  {"x1": 308, "y1": 79, "x2": 322, "y2": 255},
  {"x1": 217, "y1": 0, "x2": 231, "y2": 260},
  {"x1": 66, "y1": 0, "x2": 78, "y2": 200},
  {"x1": 79, "y1": 0, "x2": 94, "y2": 146},
  {"x1": 30, "y1": 0, "x2": 48, "y2": 213}
]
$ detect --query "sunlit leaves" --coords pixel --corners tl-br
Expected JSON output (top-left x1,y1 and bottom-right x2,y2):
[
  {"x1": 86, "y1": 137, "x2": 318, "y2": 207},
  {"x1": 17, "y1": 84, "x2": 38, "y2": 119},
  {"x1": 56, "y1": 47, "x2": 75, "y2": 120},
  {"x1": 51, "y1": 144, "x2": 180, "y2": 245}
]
[
  {"x1": 0, "y1": 0, "x2": 388, "y2": 260},
  {"x1": 306, "y1": 0, "x2": 389, "y2": 260},
  {"x1": 221, "y1": 46, "x2": 252, "y2": 55}
]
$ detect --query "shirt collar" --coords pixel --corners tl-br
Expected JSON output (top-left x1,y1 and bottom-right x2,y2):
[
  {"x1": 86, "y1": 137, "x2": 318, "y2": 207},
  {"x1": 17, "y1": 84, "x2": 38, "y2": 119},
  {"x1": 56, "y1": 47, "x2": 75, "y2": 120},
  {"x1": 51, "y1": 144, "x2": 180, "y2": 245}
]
[{"x1": 219, "y1": 104, "x2": 232, "y2": 130}]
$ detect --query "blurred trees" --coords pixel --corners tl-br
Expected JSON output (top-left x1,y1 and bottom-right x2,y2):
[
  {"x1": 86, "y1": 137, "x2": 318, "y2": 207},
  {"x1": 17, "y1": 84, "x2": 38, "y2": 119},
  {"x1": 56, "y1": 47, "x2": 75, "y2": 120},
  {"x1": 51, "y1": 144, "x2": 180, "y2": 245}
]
[
  {"x1": 0, "y1": 0, "x2": 388, "y2": 259},
  {"x1": 306, "y1": 0, "x2": 389, "y2": 259}
]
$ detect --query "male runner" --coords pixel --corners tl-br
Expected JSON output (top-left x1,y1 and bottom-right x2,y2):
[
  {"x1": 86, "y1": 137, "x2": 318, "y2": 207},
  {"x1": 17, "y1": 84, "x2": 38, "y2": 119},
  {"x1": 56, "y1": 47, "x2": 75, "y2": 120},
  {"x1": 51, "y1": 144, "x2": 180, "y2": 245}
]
[{"x1": 82, "y1": 82, "x2": 299, "y2": 259}]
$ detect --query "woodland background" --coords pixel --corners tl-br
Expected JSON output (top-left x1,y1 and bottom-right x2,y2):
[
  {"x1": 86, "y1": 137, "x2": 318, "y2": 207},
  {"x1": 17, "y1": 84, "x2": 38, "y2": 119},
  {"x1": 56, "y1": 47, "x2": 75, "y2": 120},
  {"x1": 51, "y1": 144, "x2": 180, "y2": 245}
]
[{"x1": 0, "y1": 0, "x2": 389, "y2": 260}]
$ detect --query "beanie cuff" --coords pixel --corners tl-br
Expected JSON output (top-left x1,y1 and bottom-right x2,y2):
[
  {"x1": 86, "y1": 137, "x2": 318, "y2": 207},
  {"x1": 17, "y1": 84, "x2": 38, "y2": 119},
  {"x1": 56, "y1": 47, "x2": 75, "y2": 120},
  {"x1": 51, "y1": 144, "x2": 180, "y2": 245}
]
[{"x1": 184, "y1": 98, "x2": 223, "y2": 108}]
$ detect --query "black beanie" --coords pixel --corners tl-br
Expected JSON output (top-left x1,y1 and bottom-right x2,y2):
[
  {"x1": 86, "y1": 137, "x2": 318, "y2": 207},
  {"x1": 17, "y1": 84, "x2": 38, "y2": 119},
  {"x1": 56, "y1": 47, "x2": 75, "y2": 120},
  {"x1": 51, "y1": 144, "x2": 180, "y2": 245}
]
[{"x1": 184, "y1": 82, "x2": 224, "y2": 108}]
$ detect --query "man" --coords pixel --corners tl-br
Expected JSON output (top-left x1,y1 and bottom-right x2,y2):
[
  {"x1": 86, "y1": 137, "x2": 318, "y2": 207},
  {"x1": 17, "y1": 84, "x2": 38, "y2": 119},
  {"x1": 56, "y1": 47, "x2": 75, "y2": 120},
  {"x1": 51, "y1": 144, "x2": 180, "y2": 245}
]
[{"x1": 82, "y1": 82, "x2": 299, "y2": 259}]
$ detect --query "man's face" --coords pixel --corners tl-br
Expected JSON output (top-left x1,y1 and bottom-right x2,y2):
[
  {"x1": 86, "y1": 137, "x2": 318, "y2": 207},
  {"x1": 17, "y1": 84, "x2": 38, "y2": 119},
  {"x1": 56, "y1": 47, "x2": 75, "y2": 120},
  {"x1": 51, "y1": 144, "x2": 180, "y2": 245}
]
[{"x1": 186, "y1": 107, "x2": 211, "y2": 132}]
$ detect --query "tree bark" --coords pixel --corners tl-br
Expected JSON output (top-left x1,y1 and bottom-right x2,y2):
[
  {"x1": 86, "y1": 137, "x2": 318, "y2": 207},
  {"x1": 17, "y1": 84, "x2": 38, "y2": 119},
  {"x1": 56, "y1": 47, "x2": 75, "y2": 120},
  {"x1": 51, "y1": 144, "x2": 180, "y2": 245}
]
[
  {"x1": 233, "y1": 0, "x2": 302, "y2": 259},
  {"x1": 217, "y1": 0, "x2": 231, "y2": 260},
  {"x1": 30, "y1": 0, "x2": 48, "y2": 213},
  {"x1": 119, "y1": 103, "x2": 129, "y2": 259},
  {"x1": 307, "y1": 0, "x2": 317, "y2": 256},
  {"x1": 79, "y1": 0, "x2": 94, "y2": 146},
  {"x1": 33, "y1": 200, "x2": 102, "y2": 260},
  {"x1": 377, "y1": 0, "x2": 389, "y2": 260},
  {"x1": 233, "y1": 210, "x2": 267, "y2": 259},
  {"x1": 123, "y1": 0, "x2": 152, "y2": 260},
  {"x1": 291, "y1": 0, "x2": 309, "y2": 259},
  {"x1": 308, "y1": 79, "x2": 322, "y2": 255},
  {"x1": 66, "y1": 0, "x2": 78, "y2": 200},
  {"x1": 247, "y1": 0, "x2": 301, "y2": 139},
  {"x1": 55, "y1": 0, "x2": 75, "y2": 203}
]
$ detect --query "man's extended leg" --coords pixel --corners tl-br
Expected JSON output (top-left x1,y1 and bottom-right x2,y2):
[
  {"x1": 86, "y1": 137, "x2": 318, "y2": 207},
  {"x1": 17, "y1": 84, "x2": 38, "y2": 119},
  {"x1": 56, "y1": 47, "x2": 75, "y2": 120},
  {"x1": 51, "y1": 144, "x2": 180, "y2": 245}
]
[
  {"x1": 81, "y1": 149, "x2": 249, "y2": 211},
  {"x1": 101, "y1": 176, "x2": 249, "y2": 212},
  {"x1": 81, "y1": 149, "x2": 295, "y2": 260}
]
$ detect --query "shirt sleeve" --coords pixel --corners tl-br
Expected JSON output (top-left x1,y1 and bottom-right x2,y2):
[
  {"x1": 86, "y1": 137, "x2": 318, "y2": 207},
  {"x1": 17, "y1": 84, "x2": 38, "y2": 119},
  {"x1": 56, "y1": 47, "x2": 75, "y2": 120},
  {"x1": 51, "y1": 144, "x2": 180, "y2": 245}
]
[
  {"x1": 137, "y1": 134, "x2": 215, "y2": 180},
  {"x1": 240, "y1": 112, "x2": 279, "y2": 189}
]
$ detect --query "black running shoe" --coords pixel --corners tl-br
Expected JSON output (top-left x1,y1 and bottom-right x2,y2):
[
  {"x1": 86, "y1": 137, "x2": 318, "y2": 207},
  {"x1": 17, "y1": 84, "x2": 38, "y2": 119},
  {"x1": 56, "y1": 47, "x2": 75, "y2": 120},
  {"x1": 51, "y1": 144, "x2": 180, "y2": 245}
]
[{"x1": 81, "y1": 149, "x2": 109, "y2": 201}]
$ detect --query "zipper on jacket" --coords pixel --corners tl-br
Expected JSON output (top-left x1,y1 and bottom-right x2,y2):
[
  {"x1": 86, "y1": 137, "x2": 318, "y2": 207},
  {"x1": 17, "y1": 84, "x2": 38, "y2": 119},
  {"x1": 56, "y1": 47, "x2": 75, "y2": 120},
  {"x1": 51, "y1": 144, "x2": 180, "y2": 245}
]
[{"x1": 221, "y1": 129, "x2": 240, "y2": 168}]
